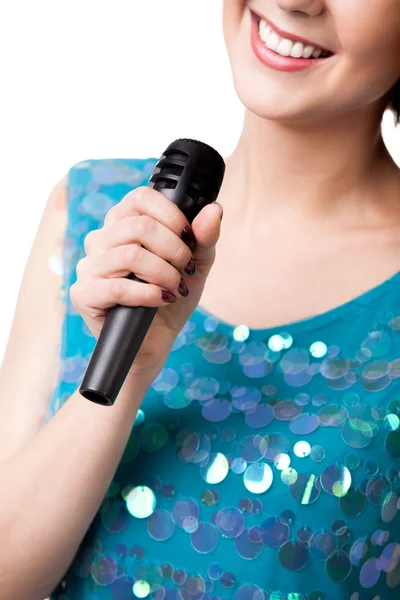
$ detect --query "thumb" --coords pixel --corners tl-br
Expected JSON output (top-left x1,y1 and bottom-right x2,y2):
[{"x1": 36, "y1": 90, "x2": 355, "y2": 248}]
[{"x1": 190, "y1": 202, "x2": 224, "y2": 271}]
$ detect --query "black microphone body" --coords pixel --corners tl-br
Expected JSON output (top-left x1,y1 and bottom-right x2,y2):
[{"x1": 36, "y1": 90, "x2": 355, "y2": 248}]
[{"x1": 79, "y1": 139, "x2": 225, "y2": 406}]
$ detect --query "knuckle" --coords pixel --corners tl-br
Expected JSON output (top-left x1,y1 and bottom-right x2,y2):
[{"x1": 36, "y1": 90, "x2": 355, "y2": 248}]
[
  {"x1": 169, "y1": 267, "x2": 182, "y2": 290},
  {"x1": 144, "y1": 282, "x2": 157, "y2": 305},
  {"x1": 137, "y1": 214, "x2": 155, "y2": 237},
  {"x1": 69, "y1": 281, "x2": 81, "y2": 306},
  {"x1": 175, "y1": 242, "x2": 192, "y2": 266},
  {"x1": 119, "y1": 243, "x2": 140, "y2": 266},
  {"x1": 130, "y1": 185, "x2": 149, "y2": 203},
  {"x1": 75, "y1": 257, "x2": 87, "y2": 278},
  {"x1": 170, "y1": 211, "x2": 187, "y2": 232},
  {"x1": 110, "y1": 278, "x2": 127, "y2": 303},
  {"x1": 83, "y1": 230, "x2": 96, "y2": 253},
  {"x1": 103, "y1": 205, "x2": 118, "y2": 226}
]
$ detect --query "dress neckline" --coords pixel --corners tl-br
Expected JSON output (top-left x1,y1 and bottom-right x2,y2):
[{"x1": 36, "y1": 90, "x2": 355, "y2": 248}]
[{"x1": 194, "y1": 268, "x2": 400, "y2": 339}]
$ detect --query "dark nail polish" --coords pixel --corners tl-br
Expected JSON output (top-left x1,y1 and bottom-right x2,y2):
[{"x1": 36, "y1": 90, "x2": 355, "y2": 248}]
[
  {"x1": 184, "y1": 258, "x2": 197, "y2": 276},
  {"x1": 181, "y1": 226, "x2": 196, "y2": 250},
  {"x1": 161, "y1": 290, "x2": 177, "y2": 303},
  {"x1": 178, "y1": 278, "x2": 189, "y2": 297}
]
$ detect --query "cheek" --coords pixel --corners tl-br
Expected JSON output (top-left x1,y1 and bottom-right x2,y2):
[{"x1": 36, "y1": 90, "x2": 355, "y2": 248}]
[
  {"x1": 340, "y1": 36, "x2": 400, "y2": 103},
  {"x1": 222, "y1": 0, "x2": 246, "y2": 49},
  {"x1": 337, "y1": 6, "x2": 400, "y2": 94}
]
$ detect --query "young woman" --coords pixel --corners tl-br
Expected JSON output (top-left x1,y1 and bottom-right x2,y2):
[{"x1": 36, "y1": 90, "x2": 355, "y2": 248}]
[{"x1": 1, "y1": 2, "x2": 400, "y2": 599}]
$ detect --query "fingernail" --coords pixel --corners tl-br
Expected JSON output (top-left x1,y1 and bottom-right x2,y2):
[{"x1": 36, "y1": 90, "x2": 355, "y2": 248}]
[
  {"x1": 178, "y1": 278, "x2": 190, "y2": 297},
  {"x1": 215, "y1": 202, "x2": 223, "y2": 221},
  {"x1": 184, "y1": 258, "x2": 197, "y2": 276},
  {"x1": 181, "y1": 225, "x2": 196, "y2": 249},
  {"x1": 161, "y1": 290, "x2": 177, "y2": 303}
]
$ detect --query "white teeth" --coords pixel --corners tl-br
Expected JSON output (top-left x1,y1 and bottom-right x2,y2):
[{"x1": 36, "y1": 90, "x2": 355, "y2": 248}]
[
  {"x1": 258, "y1": 18, "x2": 328, "y2": 59},
  {"x1": 266, "y1": 31, "x2": 280, "y2": 52},
  {"x1": 277, "y1": 38, "x2": 293, "y2": 57},
  {"x1": 302, "y1": 45, "x2": 315, "y2": 59},
  {"x1": 290, "y1": 41, "x2": 304, "y2": 58}
]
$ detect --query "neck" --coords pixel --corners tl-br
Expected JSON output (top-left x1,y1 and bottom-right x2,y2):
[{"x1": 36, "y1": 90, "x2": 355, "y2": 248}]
[{"x1": 222, "y1": 105, "x2": 398, "y2": 230}]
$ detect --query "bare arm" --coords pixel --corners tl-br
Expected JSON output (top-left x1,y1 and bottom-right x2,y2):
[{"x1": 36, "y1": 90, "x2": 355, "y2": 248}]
[{"x1": 0, "y1": 178, "x2": 153, "y2": 599}]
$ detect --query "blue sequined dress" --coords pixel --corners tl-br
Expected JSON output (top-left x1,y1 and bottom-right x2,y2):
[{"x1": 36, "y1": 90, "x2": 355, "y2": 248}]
[{"x1": 48, "y1": 158, "x2": 400, "y2": 600}]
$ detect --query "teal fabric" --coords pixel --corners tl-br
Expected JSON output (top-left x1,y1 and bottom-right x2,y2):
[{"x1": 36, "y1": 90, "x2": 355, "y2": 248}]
[{"x1": 48, "y1": 158, "x2": 400, "y2": 600}]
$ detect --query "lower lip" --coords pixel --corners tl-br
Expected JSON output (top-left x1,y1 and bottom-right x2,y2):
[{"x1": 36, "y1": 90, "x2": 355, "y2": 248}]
[{"x1": 250, "y1": 12, "x2": 332, "y2": 73}]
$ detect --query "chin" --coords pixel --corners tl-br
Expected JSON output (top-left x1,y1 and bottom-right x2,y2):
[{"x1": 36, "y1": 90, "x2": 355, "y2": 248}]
[{"x1": 231, "y1": 69, "x2": 329, "y2": 125}]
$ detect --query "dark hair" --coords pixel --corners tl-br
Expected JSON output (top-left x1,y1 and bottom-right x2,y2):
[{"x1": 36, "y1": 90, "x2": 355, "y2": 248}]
[{"x1": 388, "y1": 79, "x2": 400, "y2": 125}]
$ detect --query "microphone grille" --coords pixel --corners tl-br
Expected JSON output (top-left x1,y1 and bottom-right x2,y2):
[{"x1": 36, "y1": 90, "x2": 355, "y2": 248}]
[{"x1": 149, "y1": 139, "x2": 225, "y2": 218}]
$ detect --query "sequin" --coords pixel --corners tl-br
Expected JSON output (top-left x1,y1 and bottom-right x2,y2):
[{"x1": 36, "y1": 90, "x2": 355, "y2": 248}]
[
  {"x1": 220, "y1": 573, "x2": 236, "y2": 588},
  {"x1": 259, "y1": 433, "x2": 290, "y2": 461},
  {"x1": 320, "y1": 464, "x2": 351, "y2": 497},
  {"x1": 238, "y1": 498, "x2": 253, "y2": 513},
  {"x1": 173, "y1": 499, "x2": 200, "y2": 528},
  {"x1": 359, "y1": 558, "x2": 381, "y2": 588},
  {"x1": 239, "y1": 435, "x2": 264, "y2": 463},
  {"x1": 235, "y1": 528, "x2": 264, "y2": 559},
  {"x1": 293, "y1": 441, "x2": 311, "y2": 458},
  {"x1": 267, "y1": 334, "x2": 290, "y2": 352},
  {"x1": 245, "y1": 404, "x2": 274, "y2": 429},
  {"x1": 215, "y1": 507, "x2": 245, "y2": 538},
  {"x1": 111, "y1": 575, "x2": 135, "y2": 598},
  {"x1": 126, "y1": 486, "x2": 156, "y2": 519},
  {"x1": 208, "y1": 563, "x2": 222, "y2": 581},
  {"x1": 191, "y1": 522, "x2": 218, "y2": 554},
  {"x1": 366, "y1": 475, "x2": 392, "y2": 506},
  {"x1": 147, "y1": 510, "x2": 175, "y2": 541},
  {"x1": 381, "y1": 492, "x2": 398, "y2": 523},
  {"x1": 289, "y1": 413, "x2": 319, "y2": 435},
  {"x1": 202, "y1": 399, "x2": 232, "y2": 423},
  {"x1": 310, "y1": 342, "x2": 328, "y2": 358},
  {"x1": 101, "y1": 499, "x2": 130, "y2": 533},
  {"x1": 342, "y1": 419, "x2": 374, "y2": 449},
  {"x1": 309, "y1": 530, "x2": 337, "y2": 560},
  {"x1": 235, "y1": 584, "x2": 264, "y2": 600},
  {"x1": 310, "y1": 445, "x2": 326, "y2": 462},
  {"x1": 290, "y1": 473, "x2": 321, "y2": 504},
  {"x1": 133, "y1": 580, "x2": 151, "y2": 598},
  {"x1": 278, "y1": 541, "x2": 308, "y2": 571},
  {"x1": 233, "y1": 325, "x2": 250, "y2": 342},
  {"x1": 385, "y1": 428, "x2": 400, "y2": 458},
  {"x1": 200, "y1": 453, "x2": 229, "y2": 484},
  {"x1": 274, "y1": 453, "x2": 291, "y2": 470},
  {"x1": 281, "y1": 468, "x2": 298, "y2": 485},
  {"x1": 344, "y1": 453, "x2": 360, "y2": 470},
  {"x1": 91, "y1": 556, "x2": 118, "y2": 586},
  {"x1": 297, "y1": 525, "x2": 313, "y2": 544},
  {"x1": 179, "y1": 575, "x2": 206, "y2": 600},
  {"x1": 261, "y1": 517, "x2": 290, "y2": 547},
  {"x1": 243, "y1": 462, "x2": 273, "y2": 494},
  {"x1": 325, "y1": 551, "x2": 352, "y2": 582},
  {"x1": 385, "y1": 413, "x2": 400, "y2": 430},
  {"x1": 140, "y1": 423, "x2": 168, "y2": 452},
  {"x1": 339, "y1": 487, "x2": 366, "y2": 517}
]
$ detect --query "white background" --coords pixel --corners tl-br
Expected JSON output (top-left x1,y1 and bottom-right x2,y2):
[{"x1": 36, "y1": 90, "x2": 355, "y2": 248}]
[{"x1": 0, "y1": 0, "x2": 399, "y2": 364}]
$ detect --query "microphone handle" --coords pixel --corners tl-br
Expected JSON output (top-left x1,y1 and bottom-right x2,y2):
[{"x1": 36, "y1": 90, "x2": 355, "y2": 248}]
[{"x1": 79, "y1": 273, "x2": 157, "y2": 406}]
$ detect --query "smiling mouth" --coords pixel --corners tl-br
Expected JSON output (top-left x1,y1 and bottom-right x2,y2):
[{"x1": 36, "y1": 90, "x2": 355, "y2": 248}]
[{"x1": 252, "y1": 10, "x2": 334, "y2": 60}]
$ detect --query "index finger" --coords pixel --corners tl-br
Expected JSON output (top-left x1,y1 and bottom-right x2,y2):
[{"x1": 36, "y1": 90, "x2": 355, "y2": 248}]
[{"x1": 103, "y1": 186, "x2": 192, "y2": 239}]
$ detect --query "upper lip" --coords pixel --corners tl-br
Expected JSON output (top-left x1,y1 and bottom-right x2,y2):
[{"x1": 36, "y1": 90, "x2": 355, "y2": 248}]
[{"x1": 251, "y1": 8, "x2": 334, "y2": 54}]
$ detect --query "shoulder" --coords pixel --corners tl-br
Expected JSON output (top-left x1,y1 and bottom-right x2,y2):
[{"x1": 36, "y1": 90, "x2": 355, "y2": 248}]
[
  {"x1": 64, "y1": 156, "x2": 158, "y2": 226},
  {"x1": 66, "y1": 157, "x2": 158, "y2": 194}
]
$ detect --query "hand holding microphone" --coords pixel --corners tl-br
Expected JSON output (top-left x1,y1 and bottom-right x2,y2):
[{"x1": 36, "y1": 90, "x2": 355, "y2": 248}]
[{"x1": 70, "y1": 140, "x2": 225, "y2": 405}]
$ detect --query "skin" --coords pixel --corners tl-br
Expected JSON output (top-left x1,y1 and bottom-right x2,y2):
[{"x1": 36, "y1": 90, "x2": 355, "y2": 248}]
[{"x1": 198, "y1": 0, "x2": 400, "y2": 330}]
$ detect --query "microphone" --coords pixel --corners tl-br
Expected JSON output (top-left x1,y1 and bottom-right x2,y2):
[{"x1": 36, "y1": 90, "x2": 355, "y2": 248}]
[{"x1": 79, "y1": 138, "x2": 226, "y2": 406}]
